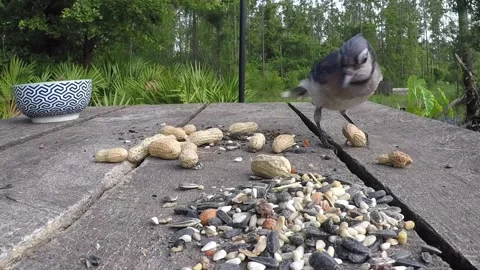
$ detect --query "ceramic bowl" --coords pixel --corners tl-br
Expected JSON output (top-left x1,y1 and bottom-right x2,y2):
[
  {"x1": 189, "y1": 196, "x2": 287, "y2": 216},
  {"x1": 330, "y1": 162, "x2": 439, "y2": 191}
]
[{"x1": 13, "y1": 79, "x2": 92, "y2": 123}]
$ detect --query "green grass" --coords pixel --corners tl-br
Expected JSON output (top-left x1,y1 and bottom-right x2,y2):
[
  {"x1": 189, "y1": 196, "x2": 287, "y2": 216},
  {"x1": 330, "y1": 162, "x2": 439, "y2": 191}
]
[{"x1": 369, "y1": 93, "x2": 408, "y2": 110}]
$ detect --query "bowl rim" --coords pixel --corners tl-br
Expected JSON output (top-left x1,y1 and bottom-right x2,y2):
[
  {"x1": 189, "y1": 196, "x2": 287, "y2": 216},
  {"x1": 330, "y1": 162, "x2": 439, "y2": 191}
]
[{"x1": 13, "y1": 79, "x2": 92, "y2": 88}]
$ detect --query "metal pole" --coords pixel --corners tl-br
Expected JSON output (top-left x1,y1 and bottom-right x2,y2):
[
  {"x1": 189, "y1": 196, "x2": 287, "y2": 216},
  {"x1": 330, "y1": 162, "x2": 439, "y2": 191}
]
[{"x1": 239, "y1": 0, "x2": 246, "y2": 103}]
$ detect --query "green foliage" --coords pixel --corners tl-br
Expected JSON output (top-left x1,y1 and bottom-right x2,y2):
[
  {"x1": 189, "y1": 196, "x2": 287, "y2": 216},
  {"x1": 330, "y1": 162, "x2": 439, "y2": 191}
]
[
  {"x1": 0, "y1": 56, "x2": 260, "y2": 117},
  {"x1": 405, "y1": 75, "x2": 454, "y2": 119},
  {"x1": 0, "y1": 56, "x2": 35, "y2": 119},
  {"x1": 0, "y1": 0, "x2": 473, "y2": 123}
]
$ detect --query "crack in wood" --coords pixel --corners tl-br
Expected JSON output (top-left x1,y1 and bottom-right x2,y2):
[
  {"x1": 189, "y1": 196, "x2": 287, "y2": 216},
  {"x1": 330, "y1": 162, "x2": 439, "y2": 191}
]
[
  {"x1": 2, "y1": 104, "x2": 209, "y2": 269},
  {"x1": 286, "y1": 102, "x2": 474, "y2": 270}
]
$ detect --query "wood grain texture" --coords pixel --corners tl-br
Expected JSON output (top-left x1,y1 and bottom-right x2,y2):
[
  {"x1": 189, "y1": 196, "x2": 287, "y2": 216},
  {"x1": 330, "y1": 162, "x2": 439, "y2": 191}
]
[
  {"x1": 0, "y1": 106, "x2": 125, "y2": 151},
  {"x1": 13, "y1": 103, "x2": 450, "y2": 270},
  {"x1": 293, "y1": 101, "x2": 480, "y2": 269},
  {"x1": 0, "y1": 104, "x2": 204, "y2": 269}
]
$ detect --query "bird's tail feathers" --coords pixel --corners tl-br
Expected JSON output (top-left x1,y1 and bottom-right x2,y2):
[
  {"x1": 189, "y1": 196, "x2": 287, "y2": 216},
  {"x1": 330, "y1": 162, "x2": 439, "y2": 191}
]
[{"x1": 281, "y1": 80, "x2": 310, "y2": 99}]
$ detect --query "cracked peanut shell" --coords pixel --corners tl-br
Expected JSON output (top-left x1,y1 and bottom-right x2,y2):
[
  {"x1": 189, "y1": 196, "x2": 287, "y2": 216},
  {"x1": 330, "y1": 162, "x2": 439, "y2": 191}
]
[
  {"x1": 272, "y1": 134, "x2": 296, "y2": 153},
  {"x1": 251, "y1": 154, "x2": 292, "y2": 178},
  {"x1": 342, "y1": 123, "x2": 367, "y2": 147},
  {"x1": 248, "y1": 133, "x2": 266, "y2": 152}
]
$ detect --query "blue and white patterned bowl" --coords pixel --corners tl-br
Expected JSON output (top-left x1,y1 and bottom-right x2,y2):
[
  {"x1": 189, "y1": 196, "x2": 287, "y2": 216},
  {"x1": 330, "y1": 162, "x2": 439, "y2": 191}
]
[{"x1": 13, "y1": 79, "x2": 92, "y2": 123}]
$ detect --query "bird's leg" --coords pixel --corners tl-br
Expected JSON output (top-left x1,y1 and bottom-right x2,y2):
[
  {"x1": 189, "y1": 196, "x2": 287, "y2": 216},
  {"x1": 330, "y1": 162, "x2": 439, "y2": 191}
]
[
  {"x1": 340, "y1": 110, "x2": 356, "y2": 125},
  {"x1": 340, "y1": 110, "x2": 369, "y2": 146},
  {"x1": 314, "y1": 107, "x2": 335, "y2": 149}
]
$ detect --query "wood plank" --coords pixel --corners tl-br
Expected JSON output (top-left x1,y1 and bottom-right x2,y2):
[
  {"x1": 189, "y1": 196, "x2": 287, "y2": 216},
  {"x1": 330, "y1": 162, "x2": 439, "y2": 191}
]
[
  {"x1": 0, "y1": 106, "x2": 125, "y2": 151},
  {"x1": 13, "y1": 103, "x2": 450, "y2": 270},
  {"x1": 291, "y1": 101, "x2": 480, "y2": 269},
  {"x1": 0, "y1": 104, "x2": 204, "y2": 269}
]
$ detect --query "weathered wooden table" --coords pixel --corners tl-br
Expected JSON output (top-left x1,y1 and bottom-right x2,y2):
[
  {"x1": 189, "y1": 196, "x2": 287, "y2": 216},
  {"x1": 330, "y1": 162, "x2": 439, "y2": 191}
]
[{"x1": 1, "y1": 102, "x2": 479, "y2": 270}]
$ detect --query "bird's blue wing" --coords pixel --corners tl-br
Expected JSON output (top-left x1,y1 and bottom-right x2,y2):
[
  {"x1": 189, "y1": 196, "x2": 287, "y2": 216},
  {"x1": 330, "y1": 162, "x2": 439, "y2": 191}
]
[{"x1": 309, "y1": 50, "x2": 341, "y2": 85}]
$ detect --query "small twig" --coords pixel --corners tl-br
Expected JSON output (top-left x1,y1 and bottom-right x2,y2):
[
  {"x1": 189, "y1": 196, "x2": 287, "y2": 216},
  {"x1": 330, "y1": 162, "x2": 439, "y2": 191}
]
[
  {"x1": 433, "y1": 94, "x2": 465, "y2": 119},
  {"x1": 454, "y1": 53, "x2": 475, "y2": 78}
]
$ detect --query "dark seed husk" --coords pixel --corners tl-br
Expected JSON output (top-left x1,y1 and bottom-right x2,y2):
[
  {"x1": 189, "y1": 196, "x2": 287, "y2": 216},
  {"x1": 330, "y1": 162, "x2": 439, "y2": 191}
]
[
  {"x1": 334, "y1": 242, "x2": 349, "y2": 260},
  {"x1": 321, "y1": 219, "x2": 337, "y2": 234},
  {"x1": 225, "y1": 243, "x2": 253, "y2": 253},
  {"x1": 421, "y1": 252, "x2": 432, "y2": 264},
  {"x1": 186, "y1": 209, "x2": 200, "y2": 218},
  {"x1": 334, "y1": 203, "x2": 347, "y2": 211},
  {"x1": 267, "y1": 231, "x2": 280, "y2": 253},
  {"x1": 256, "y1": 229, "x2": 272, "y2": 236},
  {"x1": 223, "y1": 228, "x2": 243, "y2": 239},
  {"x1": 390, "y1": 251, "x2": 412, "y2": 260},
  {"x1": 249, "y1": 256, "x2": 279, "y2": 268},
  {"x1": 287, "y1": 187, "x2": 304, "y2": 193},
  {"x1": 347, "y1": 186, "x2": 362, "y2": 197},
  {"x1": 173, "y1": 205, "x2": 190, "y2": 215},
  {"x1": 232, "y1": 222, "x2": 248, "y2": 230},
  {"x1": 420, "y1": 244, "x2": 442, "y2": 255},
  {"x1": 305, "y1": 237, "x2": 317, "y2": 247},
  {"x1": 266, "y1": 193, "x2": 278, "y2": 204},
  {"x1": 275, "y1": 191, "x2": 292, "y2": 202},
  {"x1": 362, "y1": 197, "x2": 376, "y2": 207},
  {"x1": 306, "y1": 226, "x2": 331, "y2": 239},
  {"x1": 369, "y1": 210, "x2": 385, "y2": 225},
  {"x1": 169, "y1": 227, "x2": 195, "y2": 242},
  {"x1": 370, "y1": 229, "x2": 397, "y2": 239},
  {"x1": 281, "y1": 244, "x2": 296, "y2": 253},
  {"x1": 277, "y1": 209, "x2": 294, "y2": 219},
  {"x1": 309, "y1": 251, "x2": 339, "y2": 270},
  {"x1": 243, "y1": 232, "x2": 258, "y2": 243},
  {"x1": 369, "y1": 238, "x2": 382, "y2": 253},
  {"x1": 199, "y1": 237, "x2": 220, "y2": 246},
  {"x1": 341, "y1": 238, "x2": 370, "y2": 255},
  {"x1": 348, "y1": 252, "x2": 369, "y2": 263},
  {"x1": 86, "y1": 254, "x2": 102, "y2": 266},
  {"x1": 170, "y1": 239, "x2": 186, "y2": 252},
  {"x1": 208, "y1": 217, "x2": 223, "y2": 226},
  {"x1": 376, "y1": 195, "x2": 394, "y2": 204},
  {"x1": 368, "y1": 190, "x2": 387, "y2": 199},
  {"x1": 302, "y1": 208, "x2": 319, "y2": 216},
  {"x1": 292, "y1": 147, "x2": 307, "y2": 154},
  {"x1": 196, "y1": 202, "x2": 225, "y2": 210},
  {"x1": 317, "y1": 185, "x2": 332, "y2": 193},
  {"x1": 169, "y1": 218, "x2": 201, "y2": 228},
  {"x1": 289, "y1": 233, "x2": 305, "y2": 246},
  {"x1": 394, "y1": 258, "x2": 426, "y2": 269},
  {"x1": 217, "y1": 210, "x2": 233, "y2": 225},
  {"x1": 238, "y1": 203, "x2": 256, "y2": 212},
  {"x1": 279, "y1": 258, "x2": 294, "y2": 270},
  {"x1": 352, "y1": 193, "x2": 364, "y2": 207},
  {"x1": 218, "y1": 263, "x2": 242, "y2": 270}
]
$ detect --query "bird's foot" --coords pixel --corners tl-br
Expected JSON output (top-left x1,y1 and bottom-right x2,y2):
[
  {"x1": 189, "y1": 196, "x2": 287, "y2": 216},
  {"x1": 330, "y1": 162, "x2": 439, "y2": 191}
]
[{"x1": 317, "y1": 131, "x2": 336, "y2": 150}]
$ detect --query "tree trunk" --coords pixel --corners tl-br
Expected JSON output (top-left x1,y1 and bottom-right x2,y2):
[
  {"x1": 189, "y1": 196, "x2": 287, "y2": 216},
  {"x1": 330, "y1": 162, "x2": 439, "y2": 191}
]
[
  {"x1": 82, "y1": 33, "x2": 95, "y2": 67},
  {"x1": 215, "y1": 26, "x2": 223, "y2": 77},
  {"x1": 456, "y1": 0, "x2": 480, "y2": 123},
  {"x1": 191, "y1": 11, "x2": 198, "y2": 64}
]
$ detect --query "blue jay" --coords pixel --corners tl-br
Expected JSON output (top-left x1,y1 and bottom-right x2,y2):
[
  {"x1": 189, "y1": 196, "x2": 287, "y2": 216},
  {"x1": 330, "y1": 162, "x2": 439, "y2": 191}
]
[{"x1": 281, "y1": 34, "x2": 383, "y2": 148}]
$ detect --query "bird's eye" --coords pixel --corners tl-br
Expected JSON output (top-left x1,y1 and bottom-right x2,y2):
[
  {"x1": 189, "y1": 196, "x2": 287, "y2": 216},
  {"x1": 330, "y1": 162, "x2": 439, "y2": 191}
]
[{"x1": 361, "y1": 56, "x2": 367, "y2": 64}]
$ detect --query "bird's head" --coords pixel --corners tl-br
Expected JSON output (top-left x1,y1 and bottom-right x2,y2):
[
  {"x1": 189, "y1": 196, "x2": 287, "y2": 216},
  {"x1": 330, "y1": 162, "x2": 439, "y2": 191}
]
[{"x1": 339, "y1": 34, "x2": 375, "y2": 89}]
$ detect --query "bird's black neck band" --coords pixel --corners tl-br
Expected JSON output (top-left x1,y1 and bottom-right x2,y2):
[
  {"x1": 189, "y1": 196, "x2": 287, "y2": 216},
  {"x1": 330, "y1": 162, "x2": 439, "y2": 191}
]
[{"x1": 350, "y1": 62, "x2": 376, "y2": 86}]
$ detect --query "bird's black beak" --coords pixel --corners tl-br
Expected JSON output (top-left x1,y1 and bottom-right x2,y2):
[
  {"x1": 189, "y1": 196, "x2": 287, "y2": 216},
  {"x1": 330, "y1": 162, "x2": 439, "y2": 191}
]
[{"x1": 342, "y1": 73, "x2": 353, "y2": 89}]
